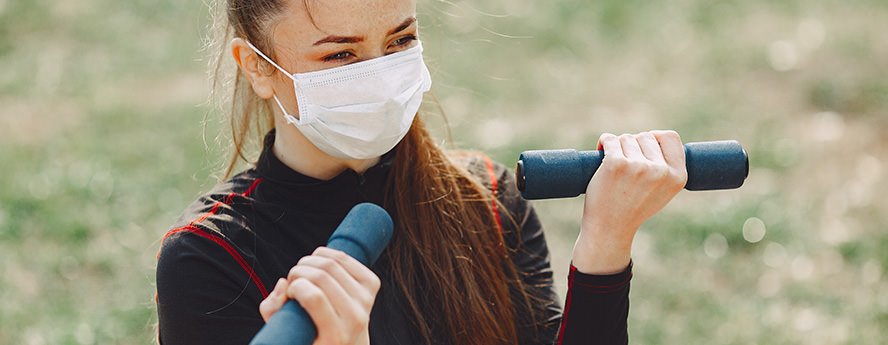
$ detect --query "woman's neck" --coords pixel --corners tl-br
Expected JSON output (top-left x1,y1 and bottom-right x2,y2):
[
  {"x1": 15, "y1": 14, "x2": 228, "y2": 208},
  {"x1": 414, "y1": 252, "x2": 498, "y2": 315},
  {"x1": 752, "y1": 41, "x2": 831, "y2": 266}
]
[{"x1": 272, "y1": 126, "x2": 380, "y2": 181}]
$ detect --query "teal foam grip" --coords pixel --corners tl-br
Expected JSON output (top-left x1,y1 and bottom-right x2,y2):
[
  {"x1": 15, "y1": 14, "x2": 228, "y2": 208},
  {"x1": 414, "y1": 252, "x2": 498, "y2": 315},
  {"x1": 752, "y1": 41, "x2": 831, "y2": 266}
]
[{"x1": 516, "y1": 140, "x2": 748, "y2": 199}]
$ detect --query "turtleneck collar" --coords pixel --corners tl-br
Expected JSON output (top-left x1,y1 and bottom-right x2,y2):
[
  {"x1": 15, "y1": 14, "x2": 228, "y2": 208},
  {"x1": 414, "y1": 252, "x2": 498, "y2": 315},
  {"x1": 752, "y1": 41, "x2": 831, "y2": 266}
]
[{"x1": 254, "y1": 129, "x2": 395, "y2": 206}]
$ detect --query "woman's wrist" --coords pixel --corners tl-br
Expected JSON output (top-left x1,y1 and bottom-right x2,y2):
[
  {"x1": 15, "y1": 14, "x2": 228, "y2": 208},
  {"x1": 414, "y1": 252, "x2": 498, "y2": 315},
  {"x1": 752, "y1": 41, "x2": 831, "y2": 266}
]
[{"x1": 571, "y1": 228, "x2": 634, "y2": 275}]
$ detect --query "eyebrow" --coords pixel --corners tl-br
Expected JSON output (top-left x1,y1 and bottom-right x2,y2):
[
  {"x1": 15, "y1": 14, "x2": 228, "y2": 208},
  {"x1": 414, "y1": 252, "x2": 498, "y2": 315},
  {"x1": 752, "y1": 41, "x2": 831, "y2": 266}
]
[
  {"x1": 387, "y1": 17, "x2": 416, "y2": 36},
  {"x1": 312, "y1": 17, "x2": 417, "y2": 46},
  {"x1": 313, "y1": 35, "x2": 363, "y2": 46}
]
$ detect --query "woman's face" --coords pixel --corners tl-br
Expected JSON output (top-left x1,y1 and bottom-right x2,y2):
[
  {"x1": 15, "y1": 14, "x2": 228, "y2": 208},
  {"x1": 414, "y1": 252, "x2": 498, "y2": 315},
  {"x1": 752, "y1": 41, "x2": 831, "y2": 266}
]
[
  {"x1": 270, "y1": 0, "x2": 419, "y2": 74},
  {"x1": 236, "y1": 0, "x2": 419, "y2": 107}
]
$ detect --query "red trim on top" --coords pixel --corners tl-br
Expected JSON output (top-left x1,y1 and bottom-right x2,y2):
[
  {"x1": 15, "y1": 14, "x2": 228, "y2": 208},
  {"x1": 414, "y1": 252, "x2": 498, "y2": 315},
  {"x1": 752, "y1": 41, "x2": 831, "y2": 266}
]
[
  {"x1": 189, "y1": 201, "x2": 222, "y2": 227},
  {"x1": 159, "y1": 178, "x2": 269, "y2": 298},
  {"x1": 168, "y1": 225, "x2": 270, "y2": 298},
  {"x1": 243, "y1": 178, "x2": 262, "y2": 197},
  {"x1": 480, "y1": 154, "x2": 503, "y2": 237},
  {"x1": 556, "y1": 266, "x2": 578, "y2": 345}
]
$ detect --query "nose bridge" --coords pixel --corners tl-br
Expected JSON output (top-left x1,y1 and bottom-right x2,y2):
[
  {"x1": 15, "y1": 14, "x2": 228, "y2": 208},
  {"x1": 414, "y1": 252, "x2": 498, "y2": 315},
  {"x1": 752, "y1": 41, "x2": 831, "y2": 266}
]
[
  {"x1": 359, "y1": 40, "x2": 387, "y2": 62},
  {"x1": 366, "y1": 50, "x2": 386, "y2": 60}
]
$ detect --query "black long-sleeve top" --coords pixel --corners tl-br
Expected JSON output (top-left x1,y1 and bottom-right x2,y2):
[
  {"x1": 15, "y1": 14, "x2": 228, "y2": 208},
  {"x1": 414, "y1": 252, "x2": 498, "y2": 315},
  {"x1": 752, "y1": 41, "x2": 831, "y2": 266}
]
[{"x1": 155, "y1": 132, "x2": 631, "y2": 345}]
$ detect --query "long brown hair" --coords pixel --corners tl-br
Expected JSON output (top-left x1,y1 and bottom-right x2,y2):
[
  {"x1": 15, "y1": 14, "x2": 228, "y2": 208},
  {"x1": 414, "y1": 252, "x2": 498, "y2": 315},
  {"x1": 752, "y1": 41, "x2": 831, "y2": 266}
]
[{"x1": 209, "y1": 1, "x2": 540, "y2": 343}]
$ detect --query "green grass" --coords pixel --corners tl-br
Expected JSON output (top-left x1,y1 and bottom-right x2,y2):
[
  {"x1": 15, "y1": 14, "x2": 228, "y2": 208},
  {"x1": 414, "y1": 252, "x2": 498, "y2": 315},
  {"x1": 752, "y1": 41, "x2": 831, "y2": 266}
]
[{"x1": 2, "y1": 0, "x2": 886, "y2": 343}]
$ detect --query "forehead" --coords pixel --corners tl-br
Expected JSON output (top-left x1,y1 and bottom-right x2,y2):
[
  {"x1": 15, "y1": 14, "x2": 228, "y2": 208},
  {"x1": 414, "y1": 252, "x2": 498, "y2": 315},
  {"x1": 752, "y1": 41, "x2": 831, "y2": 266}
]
[{"x1": 273, "y1": 0, "x2": 417, "y2": 44}]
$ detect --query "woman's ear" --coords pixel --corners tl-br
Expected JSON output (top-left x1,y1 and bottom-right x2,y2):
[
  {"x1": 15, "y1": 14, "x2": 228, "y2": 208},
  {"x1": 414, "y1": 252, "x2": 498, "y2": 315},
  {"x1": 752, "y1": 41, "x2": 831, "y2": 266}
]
[{"x1": 231, "y1": 38, "x2": 275, "y2": 99}]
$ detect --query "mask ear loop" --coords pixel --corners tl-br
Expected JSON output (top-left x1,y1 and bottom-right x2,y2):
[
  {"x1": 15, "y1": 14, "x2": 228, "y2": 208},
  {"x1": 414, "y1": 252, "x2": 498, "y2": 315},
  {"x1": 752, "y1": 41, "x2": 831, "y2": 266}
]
[
  {"x1": 244, "y1": 40, "x2": 305, "y2": 125},
  {"x1": 244, "y1": 40, "x2": 293, "y2": 78},
  {"x1": 273, "y1": 95, "x2": 304, "y2": 125}
]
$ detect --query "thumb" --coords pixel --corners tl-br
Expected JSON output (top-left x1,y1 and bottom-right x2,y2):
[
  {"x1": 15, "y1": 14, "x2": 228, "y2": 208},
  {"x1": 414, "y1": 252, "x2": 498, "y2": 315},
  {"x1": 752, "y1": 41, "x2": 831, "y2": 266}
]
[{"x1": 259, "y1": 278, "x2": 289, "y2": 322}]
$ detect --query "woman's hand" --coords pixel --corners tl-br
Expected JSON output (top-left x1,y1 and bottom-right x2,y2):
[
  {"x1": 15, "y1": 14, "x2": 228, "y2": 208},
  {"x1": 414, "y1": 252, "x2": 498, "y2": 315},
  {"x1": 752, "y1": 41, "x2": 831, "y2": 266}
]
[
  {"x1": 573, "y1": 131, "x2": 687, "y2": 274},
  {"x1": 258, "y1": 247, "x2": 381, "y2": 345}
]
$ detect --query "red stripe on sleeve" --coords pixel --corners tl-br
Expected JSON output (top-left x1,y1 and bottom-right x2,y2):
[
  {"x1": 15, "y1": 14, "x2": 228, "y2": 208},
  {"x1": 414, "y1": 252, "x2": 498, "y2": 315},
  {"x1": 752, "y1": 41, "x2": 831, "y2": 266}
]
[
  {"x1": 243, "y1": 178, "x2": 262, "y2": 197},
  {"x1": 480, "y1": 154, "x2": 503, "y2": 236},
  {"x1": 556, "y1": 266, "x2": 577, "y2": 345},
  {"x1": 166, "y1": 225, "x2": 270, "y2": 298},
  {"x1": 159, "y1": 178, "x2": 269, "y2": 297}
]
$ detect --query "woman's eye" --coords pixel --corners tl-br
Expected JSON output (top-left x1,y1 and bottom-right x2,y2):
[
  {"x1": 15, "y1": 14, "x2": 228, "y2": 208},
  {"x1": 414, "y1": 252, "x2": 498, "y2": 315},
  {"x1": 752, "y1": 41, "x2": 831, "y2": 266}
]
[
  {"x1": 390, "y1": 35, "x2": 417, "y2": 48},
  {"x1": 324, "y1": 51, "x2": 353, "y2": 62}
]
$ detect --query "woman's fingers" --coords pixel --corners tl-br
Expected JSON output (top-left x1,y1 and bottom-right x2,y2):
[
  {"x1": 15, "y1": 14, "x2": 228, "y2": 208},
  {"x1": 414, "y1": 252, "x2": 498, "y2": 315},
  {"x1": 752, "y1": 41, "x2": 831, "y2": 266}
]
[
  {"x1": 280, "y1": 247, "x2": 380, "y2": 344},
  {"x1": 599, "y1": 132, "x2": 671, "y2": 183},
  {"x1": 637, "y1": 131, "x2": 666, "y2": 163},
  {"x1": 651, "y1": 130, "x2": 687, "y2": 174},
  {"x1": 618, "y1": 133, "x2": 645, "y2": 161},
  {"x1": 289, "y1": 264, "x2": 367, "y2": 327},
  {"x1": 597, "y1": 133, "x2": 621, "y2": 158},
  {"x1": 285, "y1": 277, "x2": 348, "y2": 344},
  {"x1": 312, "y1": 247, "x2": 381, "y2": 296},
  {"x1": 289, "y1": 252, "x2": 372, "y2": 307},
  {"x1": 599, "y1": 131, "x2": 682, "y2": 180},
  {"x1": 259, "y1": 278, "x2": 289, "y2": 322}
]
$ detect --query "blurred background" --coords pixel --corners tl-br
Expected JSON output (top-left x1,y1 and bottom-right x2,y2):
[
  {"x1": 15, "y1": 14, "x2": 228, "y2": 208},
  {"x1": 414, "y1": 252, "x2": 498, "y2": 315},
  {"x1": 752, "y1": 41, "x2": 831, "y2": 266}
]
[{"x1": 1, "y1": 0, "x2": 886, "y2": 343}]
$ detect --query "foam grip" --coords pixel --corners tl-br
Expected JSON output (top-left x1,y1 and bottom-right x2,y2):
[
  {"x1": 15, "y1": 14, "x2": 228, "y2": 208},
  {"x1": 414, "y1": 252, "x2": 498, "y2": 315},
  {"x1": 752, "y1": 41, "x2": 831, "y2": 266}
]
[
  {"x1": 516, "y1": 140, "x2": 748, "y2": 199},
  {"x1": 249, "y1": 203, "x2": 394, "y2": 345}
]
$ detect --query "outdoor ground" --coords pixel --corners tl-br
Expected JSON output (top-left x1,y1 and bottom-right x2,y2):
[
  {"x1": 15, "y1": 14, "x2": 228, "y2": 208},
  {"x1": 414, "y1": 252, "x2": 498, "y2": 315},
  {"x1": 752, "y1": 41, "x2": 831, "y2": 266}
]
[{"x1": 1, "y1": 0, "x2": 886, "y2": 344}]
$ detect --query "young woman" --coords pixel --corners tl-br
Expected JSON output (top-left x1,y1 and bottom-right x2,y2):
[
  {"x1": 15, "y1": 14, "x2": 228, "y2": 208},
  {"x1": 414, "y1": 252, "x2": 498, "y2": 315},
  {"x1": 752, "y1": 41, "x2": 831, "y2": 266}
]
[{"x1": 154, "y1": 0, "x2": 687, "y2": 344}]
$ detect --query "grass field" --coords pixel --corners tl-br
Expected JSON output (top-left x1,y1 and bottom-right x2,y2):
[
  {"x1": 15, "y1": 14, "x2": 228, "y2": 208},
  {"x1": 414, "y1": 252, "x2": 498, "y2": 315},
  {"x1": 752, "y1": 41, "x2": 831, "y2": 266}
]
[{"x1": 1, "y1": 0, "x2": 886, "y2": 344}]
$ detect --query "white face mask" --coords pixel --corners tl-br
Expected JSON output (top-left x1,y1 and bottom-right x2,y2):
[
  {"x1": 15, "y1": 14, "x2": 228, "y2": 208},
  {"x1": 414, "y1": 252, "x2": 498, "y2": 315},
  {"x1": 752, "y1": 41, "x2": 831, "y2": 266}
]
[{"x1": 246, "y1": 41, "x2": 432, "y2": 160}]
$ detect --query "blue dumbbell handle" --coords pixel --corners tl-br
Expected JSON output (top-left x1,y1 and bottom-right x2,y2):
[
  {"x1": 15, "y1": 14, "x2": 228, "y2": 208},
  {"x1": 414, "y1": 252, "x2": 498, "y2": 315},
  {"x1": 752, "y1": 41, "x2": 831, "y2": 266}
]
[{"x1": 516, "y1": 140, "x2": 748, "y2": 200}]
